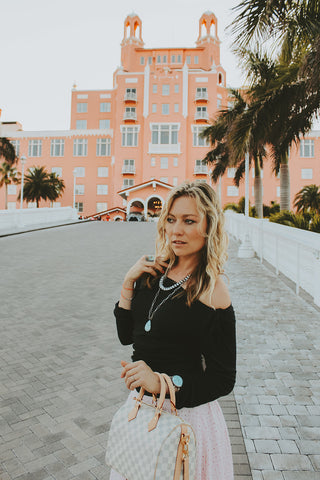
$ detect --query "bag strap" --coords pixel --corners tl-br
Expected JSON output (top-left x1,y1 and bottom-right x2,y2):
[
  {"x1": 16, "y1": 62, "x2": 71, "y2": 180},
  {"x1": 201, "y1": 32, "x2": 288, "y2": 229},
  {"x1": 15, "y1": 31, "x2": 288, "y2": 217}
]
[
  {"x1": 128, "y1": 372, "x2": 167, "y2": 426},
  {"x1": 161, "y1": 373, "x2": 177, "y2": 414}
]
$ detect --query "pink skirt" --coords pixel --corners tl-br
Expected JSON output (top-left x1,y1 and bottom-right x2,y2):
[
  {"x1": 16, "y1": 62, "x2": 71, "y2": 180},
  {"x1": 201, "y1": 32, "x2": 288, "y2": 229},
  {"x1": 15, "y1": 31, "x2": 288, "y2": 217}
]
[{"x1": 109, "y1": 391, "x2": 233, "y2": 480}]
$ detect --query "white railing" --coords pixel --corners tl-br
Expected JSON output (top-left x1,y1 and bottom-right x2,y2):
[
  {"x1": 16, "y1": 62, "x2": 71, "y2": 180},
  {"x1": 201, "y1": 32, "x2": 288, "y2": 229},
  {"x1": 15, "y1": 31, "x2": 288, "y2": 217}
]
[
  {"x1": 0, "y1": 207, "x2": 78, "y2": 233},
  {"x1": 225, "y1": 210, "x2": 320, "y2": 306},
  {"x1": 122, "y1": 165, "x2": 136, "y2": 174},
  {"x1": 194, "y1": 111, "x2": 209, "y2": 120},
  {"x1": 123, "y1": 111, "x2": 137, "y2": 120},
  {"x1": 195, "y1": 91, "x2": 208, "y2": 101},
  {"x1": 124, "y1": 92, "x2": 137, "y2": 101},
  {"x1": 194, "y1": 165, "x2": 208, "y2": 174}
]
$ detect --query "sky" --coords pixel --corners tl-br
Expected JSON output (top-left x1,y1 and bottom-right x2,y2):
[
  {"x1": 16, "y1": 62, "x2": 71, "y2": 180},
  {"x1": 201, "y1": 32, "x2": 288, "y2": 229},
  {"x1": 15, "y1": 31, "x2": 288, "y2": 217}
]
[{"x1": 0, "y1": 0, "x2": 246, "y2": 132}]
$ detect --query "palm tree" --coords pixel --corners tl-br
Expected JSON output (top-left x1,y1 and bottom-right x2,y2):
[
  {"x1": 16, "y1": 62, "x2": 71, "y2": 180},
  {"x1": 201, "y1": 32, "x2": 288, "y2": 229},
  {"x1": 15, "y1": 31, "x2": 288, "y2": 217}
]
[
  {"x1": 47, "y1": 172, "x2": 65, "y2": 206},
  {"x1": 202, "y1": 87, "x2": 266, "y2": 217},
  {"x1": 0, "y1": 162, "x2": 21, "y2": 209},
  {"x1": 230, "y1": 0, "x2": 320, "y2": 211},
  {"x1": 294, "y1": 184, "x2": 320, "y2": 214},
  {"x1": 0, "y1": 137, "x2": 17, "y2": 166},
  {"x1": 19, "y1": 166, "x2": 54, "y2": 208}
]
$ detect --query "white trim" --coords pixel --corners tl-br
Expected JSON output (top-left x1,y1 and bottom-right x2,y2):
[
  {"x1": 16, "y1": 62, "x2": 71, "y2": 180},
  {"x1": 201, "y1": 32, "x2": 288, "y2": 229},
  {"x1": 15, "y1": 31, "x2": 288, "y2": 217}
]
[
  {"x1": 119, "y1": 179, "x2": 173, "y2": 196},
  {"x1": 143, "y1": 64, "x2": 150, "y2": 118},
  {"x1": 4, "y1": 129, "x2": 113, "y2": 139},
  {"x1": 182, "y1": 63, "x2": 188, "y2": 118}
]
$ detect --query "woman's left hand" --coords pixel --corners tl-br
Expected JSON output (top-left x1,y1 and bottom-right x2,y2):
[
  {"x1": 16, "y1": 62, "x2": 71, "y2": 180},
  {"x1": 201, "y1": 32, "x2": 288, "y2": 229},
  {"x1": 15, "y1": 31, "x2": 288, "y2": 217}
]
[{"x1": 120, "y1": 360, "x2": 161, "y2": 394}]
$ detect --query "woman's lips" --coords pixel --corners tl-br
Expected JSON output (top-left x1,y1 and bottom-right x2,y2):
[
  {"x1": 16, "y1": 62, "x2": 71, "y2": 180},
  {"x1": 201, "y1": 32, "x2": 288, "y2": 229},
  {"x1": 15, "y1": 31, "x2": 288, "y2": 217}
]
[{"x1": 173, "y1": 241, "x2": 186, "y2": 245}]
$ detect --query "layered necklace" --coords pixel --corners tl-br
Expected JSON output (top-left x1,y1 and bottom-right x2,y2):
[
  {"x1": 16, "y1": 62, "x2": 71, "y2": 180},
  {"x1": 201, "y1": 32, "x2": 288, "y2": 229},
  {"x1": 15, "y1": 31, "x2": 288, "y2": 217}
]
[{"x1": 144, "y1": 273, "x2": 191, "y2": 332}]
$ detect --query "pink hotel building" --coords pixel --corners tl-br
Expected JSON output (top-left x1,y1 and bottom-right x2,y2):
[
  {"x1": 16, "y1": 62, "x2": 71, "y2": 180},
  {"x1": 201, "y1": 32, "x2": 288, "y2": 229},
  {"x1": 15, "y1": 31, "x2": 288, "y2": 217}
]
[{"x1": 1, "y1": 12, "x2": 319, "y2": 220}]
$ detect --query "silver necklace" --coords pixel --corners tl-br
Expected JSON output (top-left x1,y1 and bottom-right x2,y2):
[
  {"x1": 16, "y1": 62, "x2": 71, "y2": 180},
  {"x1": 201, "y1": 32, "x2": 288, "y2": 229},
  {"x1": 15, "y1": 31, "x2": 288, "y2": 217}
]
[
  {"x1": 145, "y1": 277, "x2": 187, "y2": 332},
  {"x1": 159, "y1": 273, "x2": 191, "y2": 291}
]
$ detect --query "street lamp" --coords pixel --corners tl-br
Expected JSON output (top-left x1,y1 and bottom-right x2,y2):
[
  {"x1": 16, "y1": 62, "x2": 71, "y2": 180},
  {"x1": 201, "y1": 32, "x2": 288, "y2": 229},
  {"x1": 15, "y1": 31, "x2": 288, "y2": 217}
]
[
  {"x1": 238, "y1": 152, "x2": 255, "y2": 258},
  {"x1": 20, "y1": 156, "x2": 27, "y2": 209},
  {"x1": 73, "y1": 168, "x2": 77, "y2": 209}
]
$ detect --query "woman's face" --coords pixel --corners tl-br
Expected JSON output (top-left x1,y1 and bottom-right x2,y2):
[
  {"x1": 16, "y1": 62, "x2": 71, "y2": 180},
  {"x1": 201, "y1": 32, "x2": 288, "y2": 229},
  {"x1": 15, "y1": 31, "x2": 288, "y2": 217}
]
[{"x1": 165, "y1": 196, "x2": 207, "y2": 259}]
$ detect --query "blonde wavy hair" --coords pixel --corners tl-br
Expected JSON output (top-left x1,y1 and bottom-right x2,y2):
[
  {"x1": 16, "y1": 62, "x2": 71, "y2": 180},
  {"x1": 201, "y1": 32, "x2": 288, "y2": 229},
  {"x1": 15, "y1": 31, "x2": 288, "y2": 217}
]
[{"x1": 151, "y1": 181, "x2": 228, "y2": 306}]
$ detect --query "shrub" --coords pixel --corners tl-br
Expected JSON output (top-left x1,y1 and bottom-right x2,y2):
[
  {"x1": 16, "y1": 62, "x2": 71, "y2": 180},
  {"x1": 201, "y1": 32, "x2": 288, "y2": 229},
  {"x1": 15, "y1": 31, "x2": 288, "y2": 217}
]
[
  {"x1": 310, "y1": 214, "x2": 320, "y2": 233},
  {"x1": 269, "y1": 210, "x2": 310, "y2": 230}
]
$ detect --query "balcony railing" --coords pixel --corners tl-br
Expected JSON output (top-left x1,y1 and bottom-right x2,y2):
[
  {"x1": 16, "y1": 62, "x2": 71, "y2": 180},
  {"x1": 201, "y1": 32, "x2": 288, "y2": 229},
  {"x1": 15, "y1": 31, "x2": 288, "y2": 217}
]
[
  {"x1": 194, "y1": 165, "x2": 208, "y2": 174},
  {"x1": 194, "y1": 111, "x2": 209, "y2": 121},
  {"x1": 123, "y1": 111, "x2": 137, "y2": 121},
  {"x1": 124, "y1": 92, "x2": 137, "y2": 102},
  {"x1": 195, "y1": 91, "x2": 208, "y2": 101},
  {"x1": 122, "y1": 165, "x2": 136, "y2": 174}
]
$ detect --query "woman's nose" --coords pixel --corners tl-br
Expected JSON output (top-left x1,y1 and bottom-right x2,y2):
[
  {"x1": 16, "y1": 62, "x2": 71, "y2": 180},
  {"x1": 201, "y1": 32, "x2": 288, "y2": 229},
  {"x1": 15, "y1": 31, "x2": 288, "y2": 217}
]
[{"x1": 172, "y1": 220, "x2": 184, "y2": 235}]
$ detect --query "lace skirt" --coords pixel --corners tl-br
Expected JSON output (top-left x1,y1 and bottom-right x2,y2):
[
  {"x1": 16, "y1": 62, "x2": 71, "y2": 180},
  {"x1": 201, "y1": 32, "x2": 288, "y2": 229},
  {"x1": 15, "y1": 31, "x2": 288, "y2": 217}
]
[{"x1": 109, "y1": 390, "x2": 233, "y2": 480}]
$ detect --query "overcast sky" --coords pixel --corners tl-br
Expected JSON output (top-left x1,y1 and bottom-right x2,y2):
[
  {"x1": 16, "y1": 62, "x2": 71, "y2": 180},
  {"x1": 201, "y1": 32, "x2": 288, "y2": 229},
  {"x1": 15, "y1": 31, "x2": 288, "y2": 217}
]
[{"x1": 0, "y1": 0, "x2": 245, "y2": 131}]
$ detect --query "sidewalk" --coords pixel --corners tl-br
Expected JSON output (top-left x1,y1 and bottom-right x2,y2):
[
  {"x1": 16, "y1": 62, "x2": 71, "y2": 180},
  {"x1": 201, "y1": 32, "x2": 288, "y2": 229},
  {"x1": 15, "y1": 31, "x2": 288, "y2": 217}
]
[{"x1": 0, "y1": 222, "x2": 319, "y2": 480}]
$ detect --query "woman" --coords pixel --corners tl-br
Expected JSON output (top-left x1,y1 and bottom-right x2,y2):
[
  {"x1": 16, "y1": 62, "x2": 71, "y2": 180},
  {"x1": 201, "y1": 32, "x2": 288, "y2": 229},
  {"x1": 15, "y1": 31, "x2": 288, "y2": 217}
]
[{"x1": 110, "y1": 181, "x2": 236, "y2": 480}]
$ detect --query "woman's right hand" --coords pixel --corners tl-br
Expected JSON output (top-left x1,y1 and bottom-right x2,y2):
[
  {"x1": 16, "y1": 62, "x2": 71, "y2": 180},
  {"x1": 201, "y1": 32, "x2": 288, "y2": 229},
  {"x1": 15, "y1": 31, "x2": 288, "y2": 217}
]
[{"x1": 123, "y1": 255, "x2": 168, "y2": 286}]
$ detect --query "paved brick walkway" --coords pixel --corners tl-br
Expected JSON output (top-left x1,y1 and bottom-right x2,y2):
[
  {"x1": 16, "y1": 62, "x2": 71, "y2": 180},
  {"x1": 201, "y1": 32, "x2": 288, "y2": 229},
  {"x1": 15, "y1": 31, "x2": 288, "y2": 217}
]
[{"x1": 0, "y1": 222, "x2": 319, "y2": 480}]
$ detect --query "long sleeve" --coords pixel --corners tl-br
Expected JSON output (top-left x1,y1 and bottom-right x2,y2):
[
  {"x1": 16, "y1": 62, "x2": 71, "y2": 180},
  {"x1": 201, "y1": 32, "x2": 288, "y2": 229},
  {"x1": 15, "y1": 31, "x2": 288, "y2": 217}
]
[
  {"x1": 114, "y1": 302, "x2": 134, "y2": 345},
  {"x1": 175, "y1": 305, "x2": 236, "y2": 409}
]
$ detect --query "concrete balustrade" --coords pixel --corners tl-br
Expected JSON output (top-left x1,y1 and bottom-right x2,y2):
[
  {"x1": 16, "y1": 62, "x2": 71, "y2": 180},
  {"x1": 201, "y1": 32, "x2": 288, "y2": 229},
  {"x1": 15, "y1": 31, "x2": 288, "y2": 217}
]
[
  {"x1": 225, "y1": 210, "x2": 320, "y2": 306},
  {"x1": 0, "y1": 207, "x2": 79, "y2": 234}
]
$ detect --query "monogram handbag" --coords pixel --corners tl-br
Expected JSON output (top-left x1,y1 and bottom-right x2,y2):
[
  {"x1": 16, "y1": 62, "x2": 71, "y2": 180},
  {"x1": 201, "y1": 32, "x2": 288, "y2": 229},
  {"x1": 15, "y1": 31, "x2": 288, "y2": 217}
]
[{"x1": 105, "y1": 372, "x2": 196, "y2": 480}]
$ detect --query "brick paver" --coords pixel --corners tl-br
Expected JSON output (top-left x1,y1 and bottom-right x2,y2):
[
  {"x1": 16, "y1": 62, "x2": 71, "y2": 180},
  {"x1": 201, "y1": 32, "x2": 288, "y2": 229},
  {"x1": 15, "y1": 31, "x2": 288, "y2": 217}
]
[{"x1": 1, "y1": 221, "x2": 319, "y2": 479}]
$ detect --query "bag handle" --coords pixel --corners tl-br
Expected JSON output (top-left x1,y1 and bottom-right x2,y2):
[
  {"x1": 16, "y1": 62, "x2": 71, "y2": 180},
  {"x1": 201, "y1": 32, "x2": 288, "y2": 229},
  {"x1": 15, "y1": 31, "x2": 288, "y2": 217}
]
[
  {"x1": 128, "y1": 372, "x2": 167, "y2": 426},
  {"x1": 161, "y1": 373, "x2": 177, "y2": 415}
]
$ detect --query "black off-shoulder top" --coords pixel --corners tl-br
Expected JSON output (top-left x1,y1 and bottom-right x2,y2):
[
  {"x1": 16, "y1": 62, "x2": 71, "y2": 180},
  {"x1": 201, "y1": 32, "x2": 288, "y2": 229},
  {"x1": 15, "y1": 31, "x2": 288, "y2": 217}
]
[{"x1": 114, "y1": 277, "x2": 236, "y2": 409}]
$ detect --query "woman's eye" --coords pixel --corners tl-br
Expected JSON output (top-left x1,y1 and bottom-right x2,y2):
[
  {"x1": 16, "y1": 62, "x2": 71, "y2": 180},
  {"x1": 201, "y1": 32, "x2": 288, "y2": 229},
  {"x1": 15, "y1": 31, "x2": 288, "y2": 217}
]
[
  {"x1": 185, "y1": 219, "x2": 195, "y2": 224},
  {"x1": 166, "y1": 217, "x2": 174, "y2": 223}
]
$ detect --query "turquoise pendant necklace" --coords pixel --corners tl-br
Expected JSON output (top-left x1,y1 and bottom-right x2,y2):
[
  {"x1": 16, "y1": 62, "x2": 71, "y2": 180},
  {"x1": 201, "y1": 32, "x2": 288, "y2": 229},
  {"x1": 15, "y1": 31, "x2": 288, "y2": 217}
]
[{"x1": 144, "y1": 274, "x2": 190, "y2": 332}]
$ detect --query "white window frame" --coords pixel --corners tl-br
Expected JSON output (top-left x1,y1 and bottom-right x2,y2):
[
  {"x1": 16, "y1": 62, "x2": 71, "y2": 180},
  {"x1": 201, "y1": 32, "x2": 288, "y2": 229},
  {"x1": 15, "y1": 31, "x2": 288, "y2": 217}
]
[
  {"x1": 50, "y1": 139, "x2": 65, "y2": 157},
  {"x1": 173, "y1": 177, "x2": 178, "y2": 186},
  {"x1": 153, "y1": 84, "x2": 157, "y2": 93},
  {"x1": 96, "y1": 202, "x2": 108, "y2": 212},
  {"x1": 75, "y1": 185, "x2": 85, "y2": 195},
  {"x1": 160, "y1": 157, "x2": 168, "y2": 169},
  {"x1": 75, "y1": 202, "x2": 84, "y2": 212},
  {"x1": 300, "y1": 139, "x2": 314, "y2": 157},
  {"x1": 192, "y1": 126, "x2": 209, "y2": 147},
  {"x1": 194, "y1": 55, "x2": 199, "y2": 64},
  {"x1": 73, "y1": 139, "x2": 88, "y2": 156},
  {"x1": 99, "y1": 119, "x2": 110, "y2": 129},
  {"x1": 301, "y1": 168, "x2": 313, "y2": 179},
  {"x1": 162, "y1": 104, "x2": 170, "y2": 115},
  {"x1": 140, "y1": 56, "x2": 145, "y2": 65},
  {"x1": 152, "y1": 104, "x2": 157, "y2": 113},
  {"x1": 173, "y1": 157, "x2": 178, "y2": 167},
  {"x1": 97, "y1": 184, "x2": 108, "y2": 195},
  {"x1": 123, "y1": 178, "x2": 134, "y2": 188},
  {"x1": 77, "y1": 103, "x2": 87, "y2": 113},
  {"x1": 98, "y1": 167, "x2": 109, "y2": 177},
  {"x1": 76, "y1": 120, "x2": 87, "y2": 129},
  {"x1": 171, "y1": 55, "x2": 176, "y2": 63},
  {"x1": 28, "y1": 139, "x2": 42, "y2": 157},
  {"x1": 227, "y1": 186, "x2": 239, "y2": 197},
  {"x1": 10, "y1": 140, "x2": 20, "y2": 156},
  {"x1": 151, "y1": 157, "x2": 156, "y2": 167},
  {"x1": 74, "y1": 167, "x2": 85, "y2": 177},
  {"x1": 96, "y1": 138, "x2": 111, "y2": 156},
  {"x1": 186, "y1": 55, "x2": 191, "y2": 64},
  {"x1": 151, "y1": 124, "x2": 179, "y2": 145},
  {"x1": 7, "y1": 184, "x2": 17, "y2": 195},
  {"x1": 51, "y1": 167, "x2": 62, "y2": 177},
  {"x1": 227, "y1": 168, "x2": 236, "y2": 178},
  {"x1": 160, "y1": 177, "x2": 168, "y2": 183},
  {"x1": 162, "y1": 84, "x2": 170, "y2": 96},
  {"x1": 121, "y1": 126, "x2": 139, "y2": 147},
  {"x1": 174, "y1": 104, "x2": 179, "y2": 113},
  {"x1": 100, "y1": 102, "x2": 111, "y2": 113},
  {"x1": 177, "y1": 55, "x2": 182, "y2": 63}
]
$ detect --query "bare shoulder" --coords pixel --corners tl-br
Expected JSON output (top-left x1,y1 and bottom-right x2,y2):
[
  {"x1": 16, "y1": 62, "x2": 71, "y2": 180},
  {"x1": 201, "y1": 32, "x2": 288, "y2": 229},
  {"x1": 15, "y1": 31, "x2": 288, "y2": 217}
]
[{"x1": 199, "y1": 275, "x2": 231, "y2": 310}]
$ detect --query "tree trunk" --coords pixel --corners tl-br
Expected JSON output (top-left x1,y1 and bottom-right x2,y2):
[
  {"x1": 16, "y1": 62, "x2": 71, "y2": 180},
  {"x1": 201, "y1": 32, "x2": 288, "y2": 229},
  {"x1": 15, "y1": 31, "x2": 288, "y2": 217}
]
[
  {"x1": 254, "y1": 157, "x2": 263, "y2": 218},
  {"x1": 280, "y1": 152, "x2": 290, "y2": 211},
  {"x1": 5, "y1": 184, "x2": 8, "y2": 210}
]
